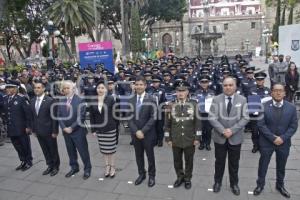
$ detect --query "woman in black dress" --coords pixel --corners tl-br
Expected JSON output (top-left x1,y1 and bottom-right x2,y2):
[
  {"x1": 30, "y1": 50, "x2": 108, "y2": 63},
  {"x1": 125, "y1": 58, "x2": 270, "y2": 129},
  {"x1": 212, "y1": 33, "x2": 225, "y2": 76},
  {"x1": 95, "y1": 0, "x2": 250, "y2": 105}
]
[
  {"x1": 285, "y1": 62, "x2": 299, "y2": 102},
  {"x1": 90, "y1": 80, "x2": 118, "y2": 177}
]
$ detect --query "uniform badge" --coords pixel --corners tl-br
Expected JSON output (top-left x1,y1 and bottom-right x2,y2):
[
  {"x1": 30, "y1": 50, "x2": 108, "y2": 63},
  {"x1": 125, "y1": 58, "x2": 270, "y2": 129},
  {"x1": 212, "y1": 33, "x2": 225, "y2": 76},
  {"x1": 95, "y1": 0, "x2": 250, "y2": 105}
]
[
  {"x1": 187, "y1": 108, "x2": 193, "y2": 114},
  {"x1": 14, "y1": 101, "x2": 18, "y2": 105},
  {"x1": 264, "y1": 91, "x2": 269, "y2": 95}
]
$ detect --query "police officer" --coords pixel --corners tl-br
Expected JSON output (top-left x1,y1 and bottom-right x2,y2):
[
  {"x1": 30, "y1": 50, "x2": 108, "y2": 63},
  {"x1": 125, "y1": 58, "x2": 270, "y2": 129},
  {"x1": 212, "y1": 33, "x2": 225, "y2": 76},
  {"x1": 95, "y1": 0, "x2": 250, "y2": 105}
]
[
  {"x1": 241, "y1": 66, "x2": 256, "y2": 97},
  {"x1": 2, "y1": 80, "x2": 32, "y2": 171},
  {"x1": 195, "y1": 75, "x2": 215, "y2": 150},
  {"x1": 147, "y1": 75, "x2": 167, "y2": 147},
  {"x1": 162, "y1": 70, "x2": 174, "y2": 94},
  {"x1": 164, "y1": 80, "x2": 202, "y2": 189},
  {"x1": 248, "y1": 72, "x2": 271, "y2": 153}
]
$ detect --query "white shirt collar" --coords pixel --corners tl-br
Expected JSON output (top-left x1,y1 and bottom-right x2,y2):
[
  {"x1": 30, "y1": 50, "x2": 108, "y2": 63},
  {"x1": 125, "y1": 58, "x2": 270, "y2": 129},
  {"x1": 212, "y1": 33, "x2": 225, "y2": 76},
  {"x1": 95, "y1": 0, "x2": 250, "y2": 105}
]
[
  {"x1": 137, "y1": 92, "x2": 146, "y2": 101},
  {"x1": 273, "y1": 100, "x2": 284, "y2": 107},
  {"x1": 37, "y1": 94, "x2": 45, "y2": 101}
]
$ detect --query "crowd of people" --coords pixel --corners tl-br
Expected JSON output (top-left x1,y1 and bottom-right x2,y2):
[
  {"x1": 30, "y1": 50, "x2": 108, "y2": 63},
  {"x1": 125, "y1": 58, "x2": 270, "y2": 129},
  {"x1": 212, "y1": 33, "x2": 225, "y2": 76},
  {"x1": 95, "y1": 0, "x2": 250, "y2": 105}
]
[{"x1": 0, "y1": 53, "x2": 298, "y2": 198}]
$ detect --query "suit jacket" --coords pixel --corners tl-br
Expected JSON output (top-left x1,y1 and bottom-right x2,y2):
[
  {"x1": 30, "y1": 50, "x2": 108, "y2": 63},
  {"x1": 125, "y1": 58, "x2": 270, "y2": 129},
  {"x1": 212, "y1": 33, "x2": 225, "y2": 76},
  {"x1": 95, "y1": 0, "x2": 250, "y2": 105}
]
[
  {"x1": 209, "y1": 93, "x2": 249, "y2": 145},
  {"x1": 2, "y1": 94, "x2": 31, "y2": 137},
  {"x1": 57, "y1": 94, "x2": 87, "y2": 134},
  {"x1": 257, "y1": 100, "x2": 298, "y2": 148},
  {"x1": 30, "y1": 95, "x2": 58, "y2": 136},
  {"x1": 128, "y1": 93, "x2": 157, "y2": 143},
  {"x1": 89, "y1": 95, "x2": 117, "y2": 133}
]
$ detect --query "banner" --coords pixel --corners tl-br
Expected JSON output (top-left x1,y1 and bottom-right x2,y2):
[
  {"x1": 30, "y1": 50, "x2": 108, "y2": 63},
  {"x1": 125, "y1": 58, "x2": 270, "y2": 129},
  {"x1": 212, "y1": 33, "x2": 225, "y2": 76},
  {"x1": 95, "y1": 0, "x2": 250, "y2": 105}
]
[{"x1": 78, "y1": 41, "x2": 114, "y2": 73}]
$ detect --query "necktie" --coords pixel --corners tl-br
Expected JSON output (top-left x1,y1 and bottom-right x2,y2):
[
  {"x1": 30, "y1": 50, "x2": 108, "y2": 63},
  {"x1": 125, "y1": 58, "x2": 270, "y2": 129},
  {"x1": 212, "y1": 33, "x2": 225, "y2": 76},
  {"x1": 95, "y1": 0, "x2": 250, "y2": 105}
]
[
  {"x1": 227, "y1": 97, "x2": 232, "y2": 115},
  {"x1": 8, "y1": 96, "x2": 12, "y2": 103},
  {"x1": 137, "y1": 96, "x2": 142, "y2": 112},
  {"x1": 66, "y1": 97, "x2": 72, "y2": 111},
  {"x1": 35, "y1": 98, "x2": 41, "y2": 114}
]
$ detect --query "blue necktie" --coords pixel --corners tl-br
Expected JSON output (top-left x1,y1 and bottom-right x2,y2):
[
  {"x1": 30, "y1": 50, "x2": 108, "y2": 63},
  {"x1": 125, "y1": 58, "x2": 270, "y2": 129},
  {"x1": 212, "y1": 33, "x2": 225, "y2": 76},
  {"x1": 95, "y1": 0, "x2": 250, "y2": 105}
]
[{"x1": 137, "y1": 96, "x2": 142, "y2": 113}]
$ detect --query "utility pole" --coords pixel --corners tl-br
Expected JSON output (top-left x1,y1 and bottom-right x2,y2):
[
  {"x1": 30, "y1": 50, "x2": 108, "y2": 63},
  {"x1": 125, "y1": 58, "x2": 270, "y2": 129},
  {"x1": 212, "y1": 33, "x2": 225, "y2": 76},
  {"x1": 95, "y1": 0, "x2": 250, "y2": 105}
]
[
  {"x1": 94, "y1": 0, "x2": 100, "y2": 41},
  {"x1": 121, "y1": 0, "x2": 127, "y2": 62}
]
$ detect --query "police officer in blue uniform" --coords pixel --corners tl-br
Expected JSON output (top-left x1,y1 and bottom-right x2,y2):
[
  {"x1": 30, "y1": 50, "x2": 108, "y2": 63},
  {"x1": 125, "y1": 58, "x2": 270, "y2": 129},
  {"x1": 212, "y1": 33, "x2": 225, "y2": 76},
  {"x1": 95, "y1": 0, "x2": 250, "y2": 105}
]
[
  {"x1": 248, "y1": 72, "x2": 271, "y2": 153},
  {"x1": 241, "y1": 66, "x2": 256, "y2": 97},
  {"x1": 2, "y1": 80, "x2": 32, "y2": 171},
  {"x1": 162, "y1": 70, "x2": 175, "y2": 94},
  {"x1": 147, "y1": 75, "x2": 167, "y2": 147},
  {"x1": 194, "y1": 75, "x2": 215, "y2": 150}
]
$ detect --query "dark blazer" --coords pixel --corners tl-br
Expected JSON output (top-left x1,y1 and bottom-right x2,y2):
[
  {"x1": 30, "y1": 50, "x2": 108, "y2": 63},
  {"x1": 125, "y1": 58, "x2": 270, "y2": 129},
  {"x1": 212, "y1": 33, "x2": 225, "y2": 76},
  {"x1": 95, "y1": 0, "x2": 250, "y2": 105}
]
[
  {"x1": 57, "y1": 94, "x2": 87, "y2": 134},
  {"x1": 128, "y1": 93, "x2": 157, "y2": 143},
  {"x1": 3, "y1": 94, "x2": 31, "y2": 137},
  {"x1": 89, "y1": 95, "x2": 117, "y2": 133},
  {"x1": 257, "y1": 100, "x2": 298, "y2": 147},
  {"x1": 285, "y1": 71, "x2": 299, "y2": 91},
  {"x1": 30, "y1": 95, "x2": 59, "y2": 136}
]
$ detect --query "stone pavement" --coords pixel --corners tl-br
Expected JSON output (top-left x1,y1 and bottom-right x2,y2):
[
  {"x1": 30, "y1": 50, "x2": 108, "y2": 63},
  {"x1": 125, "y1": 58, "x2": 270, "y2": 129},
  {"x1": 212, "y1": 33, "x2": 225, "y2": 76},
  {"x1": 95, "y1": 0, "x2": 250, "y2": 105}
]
[{"x1": 1, "y1": 57, "x2": 300, "y2": 200}]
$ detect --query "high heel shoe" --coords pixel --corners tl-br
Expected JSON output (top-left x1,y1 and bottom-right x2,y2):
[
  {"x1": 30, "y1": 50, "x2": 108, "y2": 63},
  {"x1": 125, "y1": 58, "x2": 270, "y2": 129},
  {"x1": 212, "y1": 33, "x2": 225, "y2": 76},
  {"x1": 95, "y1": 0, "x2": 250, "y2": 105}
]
[
  {"x1": 104, "y1": 165, "x2": 111, "y2": 178},
  {"x1": 110, "y1": 165, "x2": 116, "y2": 178}
]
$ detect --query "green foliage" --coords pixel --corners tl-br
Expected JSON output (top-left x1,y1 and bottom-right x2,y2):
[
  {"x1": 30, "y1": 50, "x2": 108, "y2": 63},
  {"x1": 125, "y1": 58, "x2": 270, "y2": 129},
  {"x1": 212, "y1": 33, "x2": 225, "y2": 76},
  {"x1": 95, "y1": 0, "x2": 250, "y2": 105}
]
[
  {"x1": 42, "y1": 43, "x2": 49, "y2": 57},
  {"x1": 130, "y1": 3, "x2": 143, "y2": 54}
]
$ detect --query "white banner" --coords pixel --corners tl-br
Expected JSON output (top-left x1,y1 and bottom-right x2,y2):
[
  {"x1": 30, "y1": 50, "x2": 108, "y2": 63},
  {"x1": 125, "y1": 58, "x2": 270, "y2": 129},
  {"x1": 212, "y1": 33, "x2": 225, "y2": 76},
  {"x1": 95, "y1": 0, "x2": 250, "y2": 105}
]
[{"x1": 279, "y1": 24, "x2": 300, "y2": 68}]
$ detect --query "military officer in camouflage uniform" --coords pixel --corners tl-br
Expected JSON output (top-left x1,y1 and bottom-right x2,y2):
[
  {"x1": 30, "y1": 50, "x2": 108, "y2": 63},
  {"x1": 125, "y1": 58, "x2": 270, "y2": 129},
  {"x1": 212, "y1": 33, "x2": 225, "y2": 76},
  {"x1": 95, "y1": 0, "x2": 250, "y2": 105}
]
[{"x1": 164, "y1": 80, "x2": 202, "y2": 190}]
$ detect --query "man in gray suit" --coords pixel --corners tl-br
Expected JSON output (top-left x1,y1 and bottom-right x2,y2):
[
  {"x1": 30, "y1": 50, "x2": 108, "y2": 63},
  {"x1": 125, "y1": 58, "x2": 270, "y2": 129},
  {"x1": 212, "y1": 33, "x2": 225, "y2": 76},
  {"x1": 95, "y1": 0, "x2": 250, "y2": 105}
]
[{"x1": 209, "y1": 77, "x2": 249, "y2": 196}]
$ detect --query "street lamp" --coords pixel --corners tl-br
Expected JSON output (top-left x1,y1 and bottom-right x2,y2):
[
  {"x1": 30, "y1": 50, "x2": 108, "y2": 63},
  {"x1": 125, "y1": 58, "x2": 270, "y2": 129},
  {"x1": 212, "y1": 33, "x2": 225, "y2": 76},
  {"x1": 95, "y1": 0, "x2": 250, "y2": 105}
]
[
  {"x1": 245, "y1": 39, "x2": 250, "y2": 54},
  {"x1": 42, "y1": 20, "x2": 60, "y2": 62},
  {"x1": 142, "y1": 33, "x2": 151, "y2": 58},
  {"x1": 262, "y1": 28, "x2": 272, "y2": 64}
]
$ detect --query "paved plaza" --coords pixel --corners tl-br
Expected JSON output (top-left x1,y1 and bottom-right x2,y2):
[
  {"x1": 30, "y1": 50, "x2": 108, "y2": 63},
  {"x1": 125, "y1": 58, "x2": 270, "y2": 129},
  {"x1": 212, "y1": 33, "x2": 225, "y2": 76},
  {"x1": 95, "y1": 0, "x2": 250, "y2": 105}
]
[{"x1": 0, "y1": 58, "x2": 300, "y2": 200}]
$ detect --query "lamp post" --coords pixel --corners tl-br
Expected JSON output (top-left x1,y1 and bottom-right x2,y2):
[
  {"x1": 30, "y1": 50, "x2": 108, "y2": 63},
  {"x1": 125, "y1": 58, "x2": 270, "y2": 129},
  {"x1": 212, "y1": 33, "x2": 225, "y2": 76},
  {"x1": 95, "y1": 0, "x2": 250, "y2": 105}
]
[
  {"x1": 262, "y1": 28, "x2": 272, "y2": 64},
  {"x1": 142, "y1": 33, "x2": 151, "y2": 58},
  {"x1": 42, "y1": 20, "x2": 60, "y2": 62},
  {"x1": 245, "y1": 39, "x2": 250, "y2": 54}
]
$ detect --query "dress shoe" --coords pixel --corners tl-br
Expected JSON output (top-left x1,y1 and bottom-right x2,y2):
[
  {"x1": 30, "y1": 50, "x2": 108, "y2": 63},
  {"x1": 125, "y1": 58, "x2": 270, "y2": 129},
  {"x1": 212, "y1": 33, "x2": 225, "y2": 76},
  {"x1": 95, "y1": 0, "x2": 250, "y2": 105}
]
[
  {"x1": 130, "y1": 141, "x2": 133, "y2": 145},
  {"x1": 184, "y1": 181, "x2": 192, "y2": 189},
  {"x1": 83, "y1": 172, "x2": 91, "y2": 180},
  {"x1": 276, "y1": 186, "x2": 291, "y2": 198},
  {"x1": 231, "y1": 185, "x2": 240, "y2": 196},
  {"x1": 65, "y1": 169, "x2": 79, "y2": 178},
  {"x1": 157, "y1": 140, "x2": 163, "y2": 147},
  {"x1": 252, "y1": 146, "x2": 259, "y2": 153},
  {"x1": 173, "y1": 179, "x2": 184, "y2": 188},
  {"x1": 50, "y1": 168, "x2": 59, "y2": 176},
  {"x1": 206, "y1": 144, "x2": 211, "y2": 151},
  {"x1": 148, "y1": 177, "x2": 155, "y2": 187},
  {"x1": 198, "y1": 144, "x2": 205, "y2": 150},
  {"x1": 253, "y1": 186, "x2": 264, "y2": 196},
  {"x1": 42, "y1": 167, "x2": 53, "y2": 175},
  {"x1": 213, "y1": 182, "x2": 222, "y2": 193},
  {"x1": 21, "y1": 163, "x2": 32, "y2": 171},
  {"x1": 15, "y1": 162, "x2": 26, "y2": 171},
  {"x1": 135, "y1": 174, "x2": 146, "y2": 185}
]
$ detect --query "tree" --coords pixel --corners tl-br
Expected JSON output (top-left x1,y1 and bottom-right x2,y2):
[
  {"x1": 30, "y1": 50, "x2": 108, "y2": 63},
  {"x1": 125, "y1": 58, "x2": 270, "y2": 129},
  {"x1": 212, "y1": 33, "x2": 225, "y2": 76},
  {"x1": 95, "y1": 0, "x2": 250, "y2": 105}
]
[
  {"x1": 0, "y1": 0, "x2": 51, "y2": 60},
  {"x1": 272, "y1": 0, "x2": 281, "y2": 42},
  {"x1": 47, "y1": 0, "x2": 95, "y2": 56},
  {"x1": 130, "y1": 2, "x2": 143, "y2": 55}
]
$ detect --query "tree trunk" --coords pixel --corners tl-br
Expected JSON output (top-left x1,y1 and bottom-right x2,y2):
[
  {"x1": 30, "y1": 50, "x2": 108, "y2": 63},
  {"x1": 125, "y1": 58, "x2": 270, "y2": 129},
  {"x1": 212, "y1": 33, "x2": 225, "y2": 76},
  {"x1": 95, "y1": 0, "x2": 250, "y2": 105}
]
[
  {"x1": 70, "y1": 33, "x2": 77, "y2": 56},
  {"x1": 58, "y1": 35, "x2": 73, "y2": 59},
  {"x1": 281, "y1": 4, "x2": 286, "y2": 25},
  {"x1": 124, "y1": 0, "x2": 130, "y2": 55},
  {"x1": 288, "y1": 6, "x2": 294, "y2": 24},
  {"x1": 272, "y1": 0, "x2": 281, "y2": 42}
]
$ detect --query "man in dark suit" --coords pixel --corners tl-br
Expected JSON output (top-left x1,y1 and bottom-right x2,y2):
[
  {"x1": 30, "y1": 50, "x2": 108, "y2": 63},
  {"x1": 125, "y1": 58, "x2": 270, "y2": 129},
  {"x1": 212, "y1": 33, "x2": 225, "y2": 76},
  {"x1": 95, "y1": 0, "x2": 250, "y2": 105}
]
[
  {"x1": 30, "y1": 81, "x2": 60, "y2": 176},
  {"x1": 57, "y1": 80, "x2": 92, "y2": 180},
  {"x1": 253, "y1": 83, "x2": 298, "y2": 198},
  {"x1": 128, "y1": 76, "x2": 157, "y2": 187},
  {"x1": 2, "y1": 80, "x2": 32, "y2": 171},
  {"x1": 209, "y1": 77, "x2": 249, "y2": 196}
]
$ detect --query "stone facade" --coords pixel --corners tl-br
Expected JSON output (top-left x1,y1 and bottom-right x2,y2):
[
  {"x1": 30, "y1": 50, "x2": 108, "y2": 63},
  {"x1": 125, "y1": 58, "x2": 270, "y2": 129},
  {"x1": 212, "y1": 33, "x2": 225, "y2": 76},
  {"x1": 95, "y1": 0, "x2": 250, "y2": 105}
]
[{"x1": 151, "y1": 0, "x2": 264, "y2": 57}]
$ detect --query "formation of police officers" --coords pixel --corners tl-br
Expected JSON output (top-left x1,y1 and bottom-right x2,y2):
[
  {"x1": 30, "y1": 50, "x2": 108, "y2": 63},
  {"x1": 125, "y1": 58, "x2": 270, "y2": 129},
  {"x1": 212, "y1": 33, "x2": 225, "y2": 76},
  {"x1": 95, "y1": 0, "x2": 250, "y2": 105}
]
[{"x1": 0, "y1": 53, "x2": 297, "y2": 198}]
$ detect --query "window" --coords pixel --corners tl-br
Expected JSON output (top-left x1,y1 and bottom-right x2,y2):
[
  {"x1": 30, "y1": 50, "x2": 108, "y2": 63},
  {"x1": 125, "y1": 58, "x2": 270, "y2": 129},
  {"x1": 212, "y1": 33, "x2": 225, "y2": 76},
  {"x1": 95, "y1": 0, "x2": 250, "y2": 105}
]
[
  {"x1": 224, "y1": 23, "x2": 228, "y2": 30},
  {"x1": 251, "y1": 22, "x2": 256, "y2": 29},
  {"x1": 213, "y1": 26, "x2": 217, "y2": 33}
]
